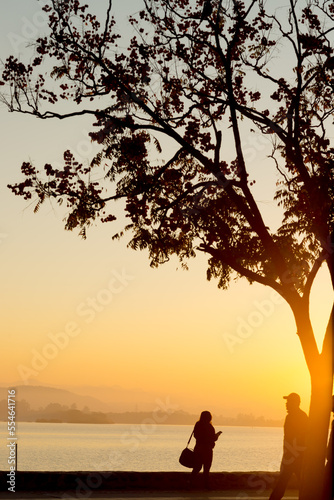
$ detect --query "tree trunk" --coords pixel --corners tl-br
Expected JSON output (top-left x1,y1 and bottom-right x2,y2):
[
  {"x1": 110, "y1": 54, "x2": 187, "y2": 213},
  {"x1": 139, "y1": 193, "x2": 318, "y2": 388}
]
[
  {"x1": 292, "y1": 301, "x2": 333, "y2": 500},
  {"x1": 299, "y1": 373, "x2": 332, "y2": 500}
]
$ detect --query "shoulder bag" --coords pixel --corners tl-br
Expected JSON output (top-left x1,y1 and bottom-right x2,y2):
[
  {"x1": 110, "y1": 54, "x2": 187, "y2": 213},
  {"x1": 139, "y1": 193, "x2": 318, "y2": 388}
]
[{"x1": 179, "y1": 429, "x2": 195, "y2": 468}]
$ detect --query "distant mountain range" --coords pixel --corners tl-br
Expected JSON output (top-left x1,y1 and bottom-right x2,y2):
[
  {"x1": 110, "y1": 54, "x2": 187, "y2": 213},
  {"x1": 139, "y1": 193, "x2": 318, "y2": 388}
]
[
  {"x1": 0, "y1": 383, "x2": 163, "y2": 412},
  {"x1": 0, "y1": 385, "x2": 111, "y2": 412},
  {"x1": 0, "y1": 384, "x2": 283, "y2": 427}
]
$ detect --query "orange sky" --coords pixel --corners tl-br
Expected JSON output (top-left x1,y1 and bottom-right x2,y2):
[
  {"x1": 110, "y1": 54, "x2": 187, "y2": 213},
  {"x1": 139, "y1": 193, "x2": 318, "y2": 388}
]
[{"x1": 0, "y1": 0, "x2": 333, "y2": 421}]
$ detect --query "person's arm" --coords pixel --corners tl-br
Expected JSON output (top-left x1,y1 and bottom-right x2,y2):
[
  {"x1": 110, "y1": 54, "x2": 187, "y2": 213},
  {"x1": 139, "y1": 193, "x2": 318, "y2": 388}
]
[
  {"x1": 193, "y1": 422, "x2": 199, "y2": 441},
  {"x1": 283, "y1": 415, "x2": 291, "y2": 443}
]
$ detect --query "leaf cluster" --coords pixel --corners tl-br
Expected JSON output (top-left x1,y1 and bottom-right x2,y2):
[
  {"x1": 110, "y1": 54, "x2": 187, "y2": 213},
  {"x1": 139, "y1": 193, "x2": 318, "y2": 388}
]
[{"x1": 2, "y1": 0, "x2": 334, "y2": 304}]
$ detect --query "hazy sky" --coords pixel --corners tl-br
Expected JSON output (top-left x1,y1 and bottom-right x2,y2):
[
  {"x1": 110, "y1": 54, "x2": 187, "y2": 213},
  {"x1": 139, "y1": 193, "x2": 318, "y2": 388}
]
[{"x1": 0, "y1": 0, "x2": 333, "y2": 420}]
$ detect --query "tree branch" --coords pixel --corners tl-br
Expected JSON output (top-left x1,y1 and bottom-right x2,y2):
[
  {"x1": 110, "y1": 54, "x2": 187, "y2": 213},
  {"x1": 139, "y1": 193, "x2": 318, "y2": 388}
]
[
  {"x1": 198, "y1": 243, "x2": 288, "y2": 298},
  {"x1": 303, "y1": 250, "x2": 327, "y2": 304}
]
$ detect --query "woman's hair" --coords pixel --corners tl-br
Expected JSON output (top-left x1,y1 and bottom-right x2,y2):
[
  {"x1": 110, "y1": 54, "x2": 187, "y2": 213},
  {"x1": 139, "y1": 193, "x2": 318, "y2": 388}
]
[{"x1": 199, "y1": 410, "x2": 212, "y2": 423}]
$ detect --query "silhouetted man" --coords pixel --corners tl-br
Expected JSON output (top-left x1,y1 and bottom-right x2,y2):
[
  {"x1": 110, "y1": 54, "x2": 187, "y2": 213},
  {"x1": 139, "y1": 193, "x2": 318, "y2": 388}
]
[{"x1": 269, "y1": 393, "x2": 308, "y2": 500}]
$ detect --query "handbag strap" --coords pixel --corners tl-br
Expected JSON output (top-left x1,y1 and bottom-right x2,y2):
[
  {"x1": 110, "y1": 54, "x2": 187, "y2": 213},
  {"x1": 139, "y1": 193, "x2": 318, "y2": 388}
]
[{"x1": 186, "y1": 430, "x2": 194, "y2": 447}]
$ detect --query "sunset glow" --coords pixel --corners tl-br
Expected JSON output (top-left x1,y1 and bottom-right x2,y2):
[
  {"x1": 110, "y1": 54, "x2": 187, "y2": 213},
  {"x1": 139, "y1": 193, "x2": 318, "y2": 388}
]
[{"x1": 0, "y1": 0, "x2": 333, "y2": 427}]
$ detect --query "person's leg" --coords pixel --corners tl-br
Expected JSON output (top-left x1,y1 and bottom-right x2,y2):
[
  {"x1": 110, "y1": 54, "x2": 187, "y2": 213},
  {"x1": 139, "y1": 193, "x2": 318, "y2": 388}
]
[
  {"x1": 269, "y1": 462, "x2": 293, "y2": 500},
  {"x1": 191, "y1": 462, "x2": 202, "y2": 475},
  {"x1": 190, "y1": 452, "x2": 202, "y2": 488},
  {"x1": 293, "y1": 457, "x2": 305, "y2": 494},
  {"x1": 202, "y1": 450, "x2": 213, "y2": 489}
]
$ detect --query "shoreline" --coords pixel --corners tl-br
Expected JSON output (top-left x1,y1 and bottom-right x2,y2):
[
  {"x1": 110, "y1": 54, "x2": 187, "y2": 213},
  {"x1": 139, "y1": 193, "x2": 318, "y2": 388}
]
[{"x1": 0, "y1": 471, "x2": 298, "y2": 496}]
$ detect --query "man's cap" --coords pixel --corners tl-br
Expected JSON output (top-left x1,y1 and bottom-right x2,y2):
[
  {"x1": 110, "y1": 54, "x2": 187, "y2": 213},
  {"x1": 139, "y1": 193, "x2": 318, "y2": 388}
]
[{"x1": 283, "y1": 393, "x2": 301, "y2": 404}]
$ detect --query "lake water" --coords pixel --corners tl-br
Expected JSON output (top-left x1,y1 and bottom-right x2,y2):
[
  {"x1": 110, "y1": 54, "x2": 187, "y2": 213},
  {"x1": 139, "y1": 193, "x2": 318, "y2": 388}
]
[{"x1": 0, "y1": 422, "x2": 283, "y2": 472}]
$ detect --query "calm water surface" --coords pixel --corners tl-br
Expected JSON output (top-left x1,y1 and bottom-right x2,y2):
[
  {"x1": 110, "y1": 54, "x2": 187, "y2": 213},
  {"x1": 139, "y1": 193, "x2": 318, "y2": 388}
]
[{"x1": 0, "y1": 422, "x2": 283, "y2": 472}]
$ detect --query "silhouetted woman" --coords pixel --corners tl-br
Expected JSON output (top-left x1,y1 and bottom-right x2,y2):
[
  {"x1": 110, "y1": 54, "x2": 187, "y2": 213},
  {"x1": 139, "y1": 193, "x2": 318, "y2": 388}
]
[{"x1": 191, "y1": 410, "x2": 222, "y2": 488}]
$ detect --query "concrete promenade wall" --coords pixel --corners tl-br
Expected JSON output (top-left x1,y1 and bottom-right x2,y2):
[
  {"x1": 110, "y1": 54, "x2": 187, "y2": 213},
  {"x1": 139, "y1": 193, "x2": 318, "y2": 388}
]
[{"x1": 0, "y1": 471, "x2": 298, "y2": 495}]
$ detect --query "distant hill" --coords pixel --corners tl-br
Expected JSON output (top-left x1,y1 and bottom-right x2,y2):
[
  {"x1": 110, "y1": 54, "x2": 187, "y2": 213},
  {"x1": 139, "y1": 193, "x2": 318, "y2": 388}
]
[
  {"x1": 0, "y1": 384, "x2": 163, "y2": 412},
  {"x1": 0, "y1": 385, "x2": 110, "y2": 412}
]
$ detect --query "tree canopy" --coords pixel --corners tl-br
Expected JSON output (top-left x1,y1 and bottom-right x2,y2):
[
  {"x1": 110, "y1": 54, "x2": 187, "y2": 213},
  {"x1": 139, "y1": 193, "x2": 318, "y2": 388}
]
[{"x1": 2, "y1": 0, "x2": 333, "y2": 309}]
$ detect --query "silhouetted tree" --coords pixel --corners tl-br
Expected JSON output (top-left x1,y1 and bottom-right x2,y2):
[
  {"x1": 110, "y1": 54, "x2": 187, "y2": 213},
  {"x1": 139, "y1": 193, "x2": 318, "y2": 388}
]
[{"x1": 1, "y1": 2, "x2": 333, "y2": 498}]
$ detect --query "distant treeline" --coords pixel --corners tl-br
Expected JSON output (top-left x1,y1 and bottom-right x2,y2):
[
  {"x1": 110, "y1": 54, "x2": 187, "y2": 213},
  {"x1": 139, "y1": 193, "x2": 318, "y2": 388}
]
[
  {"x1": 109, "y1": 410, "x2": 283, "y2": 427},
  {"x1": 0, "y1": 399, "x2": 283, "y2": 427},
  {"x1": 0, "y1": 400, "x2": 113, "y2": 424}
]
